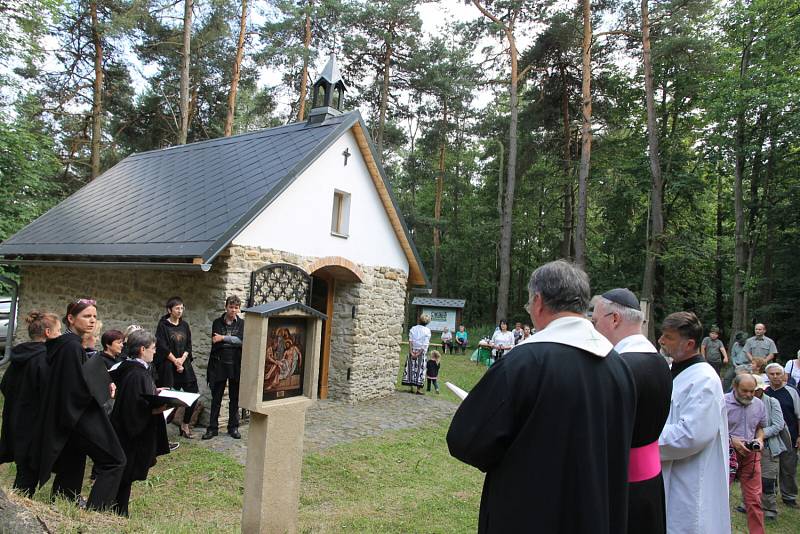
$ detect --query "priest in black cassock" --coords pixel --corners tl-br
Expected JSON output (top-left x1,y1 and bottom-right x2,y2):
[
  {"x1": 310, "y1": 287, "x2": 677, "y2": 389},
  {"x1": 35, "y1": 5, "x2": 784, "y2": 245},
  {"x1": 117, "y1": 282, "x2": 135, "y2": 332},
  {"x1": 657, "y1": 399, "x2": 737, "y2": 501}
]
[
  {"x1": 592, "y1": 288, "x2": 672, "y2": 534},
  {"x1": 446, "y1": 260, "x2": 637, "y2": 534}
]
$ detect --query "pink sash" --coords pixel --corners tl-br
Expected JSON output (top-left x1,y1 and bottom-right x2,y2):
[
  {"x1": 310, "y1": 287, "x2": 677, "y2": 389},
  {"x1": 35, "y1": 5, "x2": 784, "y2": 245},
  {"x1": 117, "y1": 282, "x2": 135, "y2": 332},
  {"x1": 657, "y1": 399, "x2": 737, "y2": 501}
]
[{"x1": 628, "y1": 441, "x2": 661, "y2": 482}]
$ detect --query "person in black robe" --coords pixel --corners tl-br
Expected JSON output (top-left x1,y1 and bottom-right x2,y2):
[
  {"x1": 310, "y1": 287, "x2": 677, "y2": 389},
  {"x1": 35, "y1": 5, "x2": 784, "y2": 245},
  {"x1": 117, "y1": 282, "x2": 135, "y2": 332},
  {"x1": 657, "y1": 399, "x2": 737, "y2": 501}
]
[
  {"x1": 31, "y1": 299, "x2": 126, "y2": 510},
  {"x1": 203, "y1": 295, "x2": 244, "y2": 440},
  {"x1": 98, "y1": 329, "x2": 125, "y2": 371},
  {"x1": 110, "y1": 329, "x2": 170, "y2": 516},
  {"x1": 446, "y1": 261, "x2": 636, "y2": 534},
  {"x1": 154, "y1": 296, "x2": 198, "y2": 438},
  {"x1": 0, "y1": 311, "x2": 61, "y2": 496},
  {"x1": 592, "y1": 289, "x2": 673, "y2": 534}
]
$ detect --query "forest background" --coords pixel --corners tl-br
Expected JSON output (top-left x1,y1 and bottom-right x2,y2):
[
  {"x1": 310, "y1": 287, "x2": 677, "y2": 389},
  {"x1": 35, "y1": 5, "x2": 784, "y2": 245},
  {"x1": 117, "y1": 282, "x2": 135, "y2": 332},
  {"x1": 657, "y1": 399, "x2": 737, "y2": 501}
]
[{"x1": 1, "y1": 0, "x2": 798, "y2": 356}]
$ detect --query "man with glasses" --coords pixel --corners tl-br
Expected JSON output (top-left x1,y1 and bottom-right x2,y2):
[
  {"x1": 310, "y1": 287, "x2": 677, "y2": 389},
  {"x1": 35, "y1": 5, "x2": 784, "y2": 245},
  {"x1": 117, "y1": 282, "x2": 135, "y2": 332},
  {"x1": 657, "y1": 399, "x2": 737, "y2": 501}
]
[
  {"x1": 592, "y1": 289, "x2": 672, "y2": 534},
  {"x1": 447, "y1": 260, "x2": 636, "y2": 533}
]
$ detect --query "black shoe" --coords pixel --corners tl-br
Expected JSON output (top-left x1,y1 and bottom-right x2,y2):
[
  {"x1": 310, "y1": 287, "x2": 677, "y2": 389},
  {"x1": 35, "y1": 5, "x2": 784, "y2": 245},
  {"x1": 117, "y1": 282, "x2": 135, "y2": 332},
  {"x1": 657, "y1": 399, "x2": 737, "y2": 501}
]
[
  {"x1": 202, "y1": 429, "x2": 218, "y2": 440},
  {"x1": 228, "y1": 429, "x2": 241, "y2": 439},
  {"x1": 736, "y1": 504, "x2": 746, "y2": 513},
  {"x1": 169, "y1": 441, "x2": 180, "y2": 451},
  {"x1": 783, "y1": 500, "x2": 797, "y2": 508}
]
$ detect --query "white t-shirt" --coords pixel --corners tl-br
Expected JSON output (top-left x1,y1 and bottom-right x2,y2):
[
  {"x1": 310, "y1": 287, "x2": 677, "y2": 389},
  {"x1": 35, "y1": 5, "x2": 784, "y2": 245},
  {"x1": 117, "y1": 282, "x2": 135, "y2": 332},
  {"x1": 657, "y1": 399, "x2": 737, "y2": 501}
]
[{"x1": 491, "y1": 330, "x2": 515, "y2": 349}]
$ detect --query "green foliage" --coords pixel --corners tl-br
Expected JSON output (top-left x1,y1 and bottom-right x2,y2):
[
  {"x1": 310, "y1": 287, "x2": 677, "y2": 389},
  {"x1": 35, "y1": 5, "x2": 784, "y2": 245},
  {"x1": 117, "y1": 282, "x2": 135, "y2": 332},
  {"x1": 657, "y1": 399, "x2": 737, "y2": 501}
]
[
  {"x1": 0, "y1": 0, "x2": 799, "y2": 355},
  {"x1": 0, "y1": 101, "x2": 62, "y2": 243}
]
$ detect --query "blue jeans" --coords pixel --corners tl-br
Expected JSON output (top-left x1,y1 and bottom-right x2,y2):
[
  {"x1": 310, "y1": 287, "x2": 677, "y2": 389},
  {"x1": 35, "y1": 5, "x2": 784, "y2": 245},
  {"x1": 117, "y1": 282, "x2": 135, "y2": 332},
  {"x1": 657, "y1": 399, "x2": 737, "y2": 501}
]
[{"x1": 426, "y1": 378, "x2": 439, "y2": 392}]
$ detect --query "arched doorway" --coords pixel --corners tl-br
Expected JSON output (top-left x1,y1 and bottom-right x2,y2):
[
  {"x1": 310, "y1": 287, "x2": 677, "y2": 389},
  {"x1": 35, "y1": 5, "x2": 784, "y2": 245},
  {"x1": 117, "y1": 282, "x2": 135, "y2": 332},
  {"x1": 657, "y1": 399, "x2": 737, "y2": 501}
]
[{"x1": 308, "y1": 257, "x2": 364, "y2": 399}]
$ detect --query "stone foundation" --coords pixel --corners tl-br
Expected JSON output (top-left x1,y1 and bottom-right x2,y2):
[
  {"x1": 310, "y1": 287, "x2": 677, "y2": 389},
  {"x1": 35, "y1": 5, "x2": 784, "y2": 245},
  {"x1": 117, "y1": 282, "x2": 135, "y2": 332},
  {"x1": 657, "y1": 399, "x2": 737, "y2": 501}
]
[
  {"x1": 220, "y1": 245, "x2": 408, "y2": 402},
  {"x1": 14, "y1": 245, "x2": 408, "y2": 403}
]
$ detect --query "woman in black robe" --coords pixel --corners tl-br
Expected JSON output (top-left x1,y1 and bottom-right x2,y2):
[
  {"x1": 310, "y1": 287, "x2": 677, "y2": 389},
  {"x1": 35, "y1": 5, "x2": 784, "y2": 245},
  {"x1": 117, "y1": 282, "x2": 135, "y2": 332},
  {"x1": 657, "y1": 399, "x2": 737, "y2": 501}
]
[
  {"x1": 0, "y1": 311, "x2": 61, "y2": 496},
  {"x1": 32, "y1": 298, "x2": 126, "y2": 510},
  {"x1": 110, "y1": 329, "x2": 170, "y2": 516},
  {"x1": 154, "y1": 296, "x2": 198, "y2": 438}
]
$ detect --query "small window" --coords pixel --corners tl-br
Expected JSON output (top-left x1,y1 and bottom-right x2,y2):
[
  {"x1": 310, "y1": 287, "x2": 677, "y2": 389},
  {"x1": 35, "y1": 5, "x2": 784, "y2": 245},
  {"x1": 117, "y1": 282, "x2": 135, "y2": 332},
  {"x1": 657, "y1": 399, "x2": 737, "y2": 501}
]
[{"x1": 331, "y1": 190, "x2": 351, "y2": 237}]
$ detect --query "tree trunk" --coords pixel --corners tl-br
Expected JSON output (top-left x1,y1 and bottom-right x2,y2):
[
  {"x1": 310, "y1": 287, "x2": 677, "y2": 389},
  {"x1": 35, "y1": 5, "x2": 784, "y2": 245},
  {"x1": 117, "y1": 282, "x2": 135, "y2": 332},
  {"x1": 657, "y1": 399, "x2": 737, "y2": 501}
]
[
  {"x1": 640, "y1": 0, "x2": 664, "y2": 342},
  {"x1": 715, "y1": 162, "x2": 724, "y2": 330},
  {"x1": 296, "y1": 0, "x2": 312, "y2": 121},
  {"x1": 496, "y1": 140, "x2": 504, "y2": 222},
  {"x1": 574, "y1": 0, "x2": 592, "y2": 269},
  {"x1": 731, "y1": 24, "x2": 754, "y2": 337},
  {"x1": 560, "y1": 65, "x2": 573, "y2": 259},
  {"x1": 376, "y1": 25, "x2": 395, "y2": 160},
  {"x1": 224, "y1": 0, "x2": 248, "y2": 136},
  {"x1": 469, "y1": 0, "x2": 519, "y2": 323},
  {"x1": 90, "y1": 0, "x2": 103, "y2": 179},
  {"x1": 432, "y1": 103, "x2": 447, "y2": 296},
  {"x1": 178, "y1": 0, "x2": 193, "y2": 145},
  {"x1": 760, "y1": 134, "x2": 775, "y2": 306},
  {"x1": 496, "y1": 32, "x2": 519, "y2": 323}
]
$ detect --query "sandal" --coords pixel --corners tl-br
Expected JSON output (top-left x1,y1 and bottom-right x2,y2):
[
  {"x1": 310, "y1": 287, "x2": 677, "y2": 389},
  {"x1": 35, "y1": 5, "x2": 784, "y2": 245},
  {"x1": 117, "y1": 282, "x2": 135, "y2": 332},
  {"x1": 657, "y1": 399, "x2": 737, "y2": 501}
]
[{"x1": 180, "y1": 427, "x2": 194, "y2": 439}]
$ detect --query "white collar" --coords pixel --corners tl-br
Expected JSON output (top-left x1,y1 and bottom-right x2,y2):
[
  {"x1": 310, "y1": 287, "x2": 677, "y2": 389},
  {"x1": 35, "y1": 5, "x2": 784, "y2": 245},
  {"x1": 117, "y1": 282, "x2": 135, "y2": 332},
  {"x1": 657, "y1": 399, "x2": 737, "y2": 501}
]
[
  {"x1": 614, "y1": 334, "x2": 657, "y2": 354},
  {"x1": 516, "y1": 316, "x2": 613, "y2": 358}
]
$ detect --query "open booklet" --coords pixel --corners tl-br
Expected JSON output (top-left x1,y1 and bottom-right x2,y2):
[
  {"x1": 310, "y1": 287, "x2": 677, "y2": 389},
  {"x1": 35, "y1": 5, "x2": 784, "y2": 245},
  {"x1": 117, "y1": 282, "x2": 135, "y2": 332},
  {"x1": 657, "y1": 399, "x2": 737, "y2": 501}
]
[
  {"x1": 141, "y1": 389, "x2": 201, "y2": 409},
  {"x1": 445, "y1": 381, "x2": 468, "y2": 400}
]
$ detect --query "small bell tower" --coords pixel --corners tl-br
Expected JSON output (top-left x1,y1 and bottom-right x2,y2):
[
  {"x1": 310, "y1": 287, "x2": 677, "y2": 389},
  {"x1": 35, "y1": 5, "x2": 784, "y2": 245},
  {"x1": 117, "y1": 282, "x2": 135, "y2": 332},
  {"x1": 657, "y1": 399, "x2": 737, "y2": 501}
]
[{"x1": 307, "y1": 52, "x2": 347, "y2": 124}]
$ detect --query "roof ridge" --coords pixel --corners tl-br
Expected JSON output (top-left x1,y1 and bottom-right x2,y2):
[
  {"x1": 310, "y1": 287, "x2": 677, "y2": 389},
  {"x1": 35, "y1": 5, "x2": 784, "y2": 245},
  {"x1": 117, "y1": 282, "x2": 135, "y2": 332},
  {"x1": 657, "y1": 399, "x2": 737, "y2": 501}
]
[{"x1": 126, "y1": 112, "x2": 355, "y2": 161}]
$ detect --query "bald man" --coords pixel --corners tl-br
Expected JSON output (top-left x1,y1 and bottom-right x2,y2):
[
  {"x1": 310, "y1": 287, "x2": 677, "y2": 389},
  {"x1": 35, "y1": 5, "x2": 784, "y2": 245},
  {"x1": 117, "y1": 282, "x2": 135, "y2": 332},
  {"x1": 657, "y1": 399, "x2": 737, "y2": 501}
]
[
  {"x1": 745, "y1": 324, "x2": 778, "y2": 363},
  {"x1": 593, "y1": 289, "x2": 672, "y2": 534}
]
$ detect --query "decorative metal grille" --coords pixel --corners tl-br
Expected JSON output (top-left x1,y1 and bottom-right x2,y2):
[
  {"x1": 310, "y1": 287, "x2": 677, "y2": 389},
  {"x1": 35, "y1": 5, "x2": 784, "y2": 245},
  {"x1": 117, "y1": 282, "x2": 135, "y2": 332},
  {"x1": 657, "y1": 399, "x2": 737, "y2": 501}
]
[{"x1": 249, "y1": 263, "x2": 312, "y2": 307}]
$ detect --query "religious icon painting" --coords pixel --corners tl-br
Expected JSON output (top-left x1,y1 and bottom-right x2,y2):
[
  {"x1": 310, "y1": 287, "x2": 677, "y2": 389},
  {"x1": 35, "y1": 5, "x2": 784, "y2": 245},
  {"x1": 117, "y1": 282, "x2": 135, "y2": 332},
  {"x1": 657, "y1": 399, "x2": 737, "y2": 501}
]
[{"x1": 263, "y1": 318, "x2": 306, "y2": 401}]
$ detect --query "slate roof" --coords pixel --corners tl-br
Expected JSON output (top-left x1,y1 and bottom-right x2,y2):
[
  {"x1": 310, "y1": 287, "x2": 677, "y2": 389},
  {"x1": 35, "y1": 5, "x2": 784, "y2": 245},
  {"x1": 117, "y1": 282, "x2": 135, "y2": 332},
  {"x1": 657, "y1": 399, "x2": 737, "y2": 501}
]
[
  {"x1": 411, "y1": 297, "x2": 465, "y2": 309},
  {"x1": 243, "y1": 300, "x2": 327, "y2": 320},
  {"x1": 0, "y1": 112, "x2": 352, "y2": 261}
]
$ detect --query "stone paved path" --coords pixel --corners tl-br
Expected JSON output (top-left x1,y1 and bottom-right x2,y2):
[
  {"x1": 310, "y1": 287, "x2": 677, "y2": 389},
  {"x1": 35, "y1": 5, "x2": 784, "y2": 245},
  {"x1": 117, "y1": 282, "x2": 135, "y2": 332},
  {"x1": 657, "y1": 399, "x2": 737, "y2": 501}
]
[{"x1": 172, "y1": 392, "x2": 458, "y2": 465}]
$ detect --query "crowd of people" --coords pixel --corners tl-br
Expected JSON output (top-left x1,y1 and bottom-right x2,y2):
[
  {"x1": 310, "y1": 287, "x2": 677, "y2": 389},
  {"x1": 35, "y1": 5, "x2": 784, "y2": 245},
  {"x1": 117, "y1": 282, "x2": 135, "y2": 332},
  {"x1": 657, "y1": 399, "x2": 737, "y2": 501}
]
[
  {"x1": 0, "y1": 294, "x2": 246, "y2": 516},
  {"x1": 443, "y1": 259, "x2": 799, "y2": 534}
]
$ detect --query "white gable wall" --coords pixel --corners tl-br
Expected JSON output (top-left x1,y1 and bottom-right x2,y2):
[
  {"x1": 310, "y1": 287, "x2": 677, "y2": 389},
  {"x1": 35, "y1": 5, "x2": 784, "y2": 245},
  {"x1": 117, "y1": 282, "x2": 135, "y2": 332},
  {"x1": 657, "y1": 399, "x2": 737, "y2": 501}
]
[{"x1": 232, "y1": 129, "x2": 409, "y2": 274}]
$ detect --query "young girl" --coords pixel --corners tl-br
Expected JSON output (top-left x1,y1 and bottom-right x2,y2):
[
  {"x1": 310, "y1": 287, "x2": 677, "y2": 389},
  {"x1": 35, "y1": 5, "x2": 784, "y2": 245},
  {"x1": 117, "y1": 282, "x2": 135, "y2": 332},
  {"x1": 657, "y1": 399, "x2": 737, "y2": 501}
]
[
  {"x1": 110, "y1": 329, "x2": 170, "y2": 516},
  {"x1": 426, "y1": 350, "x2": 441, "y2": 394}
]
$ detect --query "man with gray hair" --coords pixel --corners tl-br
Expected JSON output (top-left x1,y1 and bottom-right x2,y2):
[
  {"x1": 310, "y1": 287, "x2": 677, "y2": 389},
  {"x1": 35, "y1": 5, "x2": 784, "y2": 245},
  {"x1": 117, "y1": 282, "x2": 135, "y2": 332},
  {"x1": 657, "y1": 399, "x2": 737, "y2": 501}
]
[
  {"x1": 764, "y1": 362, "x2": 800, "y2": 508},
  {"x1": 447, "y1": 260, "x2": 636, "y2": 533},
  {"x1": 592, "y1": 288, "x2": 672, "y2": 534}
]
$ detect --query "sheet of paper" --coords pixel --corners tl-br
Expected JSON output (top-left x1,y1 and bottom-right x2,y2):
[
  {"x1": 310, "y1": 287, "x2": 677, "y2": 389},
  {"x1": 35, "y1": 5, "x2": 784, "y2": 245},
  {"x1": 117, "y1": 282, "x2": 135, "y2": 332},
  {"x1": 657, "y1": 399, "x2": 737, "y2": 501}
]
[
  {"x1": 445, "y1": 381, "x2": 468, "y2": 400},
  {"x1": 160, "y1": 389, "x2": 201, "y2": 406},
  {"x1": 163, "y1": 407, "x2": 175, "y2": 421}
]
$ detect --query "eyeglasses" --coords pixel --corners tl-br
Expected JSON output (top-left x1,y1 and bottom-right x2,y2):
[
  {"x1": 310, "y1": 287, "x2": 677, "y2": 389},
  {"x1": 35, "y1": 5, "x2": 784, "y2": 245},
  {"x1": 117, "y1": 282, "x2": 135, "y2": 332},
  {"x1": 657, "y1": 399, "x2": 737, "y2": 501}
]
[{"x1": 591, "y1": 312, "x2": 614, "y2": 326}]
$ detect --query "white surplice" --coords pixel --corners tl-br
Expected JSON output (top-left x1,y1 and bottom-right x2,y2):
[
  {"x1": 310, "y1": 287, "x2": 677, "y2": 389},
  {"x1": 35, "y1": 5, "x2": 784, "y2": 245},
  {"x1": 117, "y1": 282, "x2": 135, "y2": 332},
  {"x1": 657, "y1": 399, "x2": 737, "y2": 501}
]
[{"x1": 659, "y1": 360, "x2": 731, "y2": 534}]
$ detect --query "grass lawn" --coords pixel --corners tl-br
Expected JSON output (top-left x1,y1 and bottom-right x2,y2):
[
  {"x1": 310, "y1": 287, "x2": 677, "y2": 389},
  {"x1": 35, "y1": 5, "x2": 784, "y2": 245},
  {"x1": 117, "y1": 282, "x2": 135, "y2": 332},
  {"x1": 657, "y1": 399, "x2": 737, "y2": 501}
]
[{"x1": 0, "y1": 349, "x2": 798, "y2": 532}]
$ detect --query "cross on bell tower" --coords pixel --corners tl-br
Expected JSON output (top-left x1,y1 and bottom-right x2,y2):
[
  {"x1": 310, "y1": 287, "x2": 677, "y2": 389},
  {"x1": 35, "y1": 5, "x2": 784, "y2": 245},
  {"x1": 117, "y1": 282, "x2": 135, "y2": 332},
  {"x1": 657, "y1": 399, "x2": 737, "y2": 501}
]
[{"x1": 307, "y1": 52, "x2": 347, "y2": 125}]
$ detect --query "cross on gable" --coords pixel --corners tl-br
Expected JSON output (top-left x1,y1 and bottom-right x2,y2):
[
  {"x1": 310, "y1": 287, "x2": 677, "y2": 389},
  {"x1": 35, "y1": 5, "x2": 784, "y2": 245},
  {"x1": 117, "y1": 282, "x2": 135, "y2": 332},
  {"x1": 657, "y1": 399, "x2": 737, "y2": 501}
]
[{"x1": 342, "y1": 148, "x2": 351, "y2": 166}]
